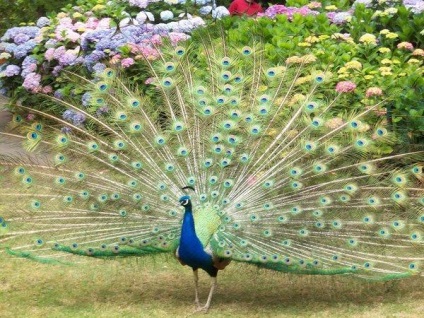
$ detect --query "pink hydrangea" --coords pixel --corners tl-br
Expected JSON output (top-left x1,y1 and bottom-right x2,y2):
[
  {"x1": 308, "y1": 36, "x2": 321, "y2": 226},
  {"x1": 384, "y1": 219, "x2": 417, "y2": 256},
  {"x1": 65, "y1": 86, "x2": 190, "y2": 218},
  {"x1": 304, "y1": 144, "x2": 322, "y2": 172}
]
[
  {"x1": 121, "y1": 58, "x2": 135, "y2": 68},
  {"x1": 168, "y1": 32, "x2": 190, "y2": 46},
  {"x1": 110, "y1": 54, "x2": 121, "y2": 65},
  {"x1": 365, "y1": 87, "x2": 383, "y2": 98},
  {"x1": 397, "y1": 42, "x2": 414, "y2": 51},
  {"x1": 335, "y1": 81, "x2": 356, "y2": 93},
  {"x1": 45, "y1": 48, "x2": 55, "y2": 61},
  {"x1": 23, "y1": 72, "x2": 42, "y2": 92},
  {"x1": 42, "y1": 86, "x2": 53, "y2": 94},
  {"x1": 144, "y1": 77, "x2": 156, "y2": 85},
  {"x1": 85, "y1": 17, "x2": 99, "y2": 29}
]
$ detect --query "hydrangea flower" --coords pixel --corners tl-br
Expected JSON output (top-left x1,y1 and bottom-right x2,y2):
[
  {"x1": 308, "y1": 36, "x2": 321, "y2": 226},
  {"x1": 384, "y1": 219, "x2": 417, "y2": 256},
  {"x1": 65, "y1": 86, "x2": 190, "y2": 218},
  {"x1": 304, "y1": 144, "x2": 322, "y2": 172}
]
[
  {"x1": 335, "y1": 81, "x2": 357, "y2": 93},
  {"x1": 129, "y1": 0, "x2": 150, "y2": 8},
  {"x1": 260, "y1": 5, "x2": 318, "y2": 20},
  {"x1": 2, "y1": 65, "x2": 21, "y2": 77},
  {"x1": 365, "y1": 87, "x2": 383, "y2": 98},
  {"x1": 359, "y1": 33, "x2": 377, "y2": 45},
  {"x1": 160, "y1": 11, "x2": 174, "y2": 21},
  {"x1": 212, "y1": 6, "x2": 230, "y2": 19},
  {"x1": 22, "y1": 72, "x2": 41, "y2": 92},
  {"x1": 199, "y1": 6, "x2": 212, "y2": 15},
  {"x1": 36, "y1": 17, "x2": 51, "y2": 28},
  {"x1": 121, "y1": 57, "x2": 135, "y2": 68},
  {"x1": 397, "y1": 42, "x2": 414, "y2": 50}
]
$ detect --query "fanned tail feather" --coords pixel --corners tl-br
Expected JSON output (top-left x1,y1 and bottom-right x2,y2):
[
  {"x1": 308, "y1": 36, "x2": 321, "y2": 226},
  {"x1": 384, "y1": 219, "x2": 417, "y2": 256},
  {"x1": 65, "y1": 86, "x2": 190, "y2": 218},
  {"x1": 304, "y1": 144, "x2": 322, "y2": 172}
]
[{"x1": 0, "y1": 26, "x2": 423, "y2": 280}]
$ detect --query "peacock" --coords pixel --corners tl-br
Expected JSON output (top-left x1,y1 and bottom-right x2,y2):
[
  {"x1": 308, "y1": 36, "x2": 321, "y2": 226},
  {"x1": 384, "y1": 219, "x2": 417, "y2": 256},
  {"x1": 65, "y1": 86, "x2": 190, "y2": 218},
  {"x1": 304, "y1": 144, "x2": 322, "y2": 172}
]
[{"x1": 0, "y1": 27, "x2": 423, "y2": 313}]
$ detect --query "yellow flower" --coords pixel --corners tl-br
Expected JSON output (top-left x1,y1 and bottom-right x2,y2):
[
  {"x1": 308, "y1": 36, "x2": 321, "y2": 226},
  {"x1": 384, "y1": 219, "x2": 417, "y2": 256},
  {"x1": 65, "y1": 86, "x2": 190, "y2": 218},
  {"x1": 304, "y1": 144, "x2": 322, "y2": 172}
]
[
  {"x1": 412, "y1": 49, "x2": 424, "y2": 56},
  {"x1": 57, "y1": 12, "x2": 68, "y2": 19},
  {"x1": 408, "y1": 59, "x2": 421, "y2": 64},
  {"x1": 295, "y1": 75, "x2": 312, "y2": 86},
  {"x1": 288, "y1": 94, "x2": 306, "y2": 106},
  {"x1": 398, "y1": 72, "x2": 407, "y2": 77},
  {"x1": 380, "y1": 29, "x2": 390, "y2": 35},
  {"x1": 0, "y1": 52, "x2": 11, "y2": 59},
  {"x1": 325, "y1": 5, "x2": 338, "y2": 10},
  {"x1": 392, "y1": 59, "x2": 400, "y2": 64},
  {"x1": 73, "y1": 12, "x2": 83, "y2": 19},
  {"x1": 318, "y1": 35, "x2": 330, "y2": 41},
  {"x1": 301, "y1": 54, "x2": 316, "y2": 63},
  {"x1": 384, "y1": 8, "x2": 398, "y2": 15},
  {"x1": 77, "y1": 27, "x2": 87, "y2": 32},
  {"x1": 298, "y1": 42, "x2": 311, "y2": 47},
  {"x1": 359, "y1": 33, "x2": 377, "y2": 45},
  {"x1": 385, "y1": 32, "x2": 399, "y2": 39},
  {"x1": 364, "y1": 75, "x2": 374, "y2": 80},
  {"x1": 372, "y1": 10, "x2": 382, "y2": 18},
  {"x1": 379, "y1": 66, "x2": 392, "y2": 72},
  {"x1": 92, "y1": 4, "x2": 105, "y2": 11},
  {"x1": 381, "y1": 58, "x2": 392, "y2": 65},
  {"x1": 285, "y1": 56, "x2": 301, "y2": 64},
  {"x1": 381, "y1": 71, "x2": 393, "y2": 76},
  {"x1": 305, "y1": 36, "x2": 320, "y2": 43},
  {"x1": 345, "y1": 61, "x2": 362, "y2": 70},
  {"x1": 338, "y1": 67, "x2": 348, "y2": 74},
  {"x1": 378, "y1": 47, "x2": 391, "y2": 53}
]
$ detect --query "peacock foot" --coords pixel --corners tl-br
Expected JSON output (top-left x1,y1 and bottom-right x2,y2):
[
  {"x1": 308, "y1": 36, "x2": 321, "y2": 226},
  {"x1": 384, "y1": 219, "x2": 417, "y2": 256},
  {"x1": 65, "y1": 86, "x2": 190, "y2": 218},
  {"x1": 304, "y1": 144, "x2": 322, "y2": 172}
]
[{"x1": 193, "y1": 304, "x2": 210, "y2": 314}]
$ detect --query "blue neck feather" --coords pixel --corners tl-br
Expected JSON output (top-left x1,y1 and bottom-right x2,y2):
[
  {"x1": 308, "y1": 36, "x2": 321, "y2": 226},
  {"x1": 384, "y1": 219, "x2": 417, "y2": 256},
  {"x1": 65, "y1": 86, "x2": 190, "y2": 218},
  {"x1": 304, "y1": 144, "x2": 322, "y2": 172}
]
[{"x1": 179, "y1": 205, "x2": 217, "y2": 276}]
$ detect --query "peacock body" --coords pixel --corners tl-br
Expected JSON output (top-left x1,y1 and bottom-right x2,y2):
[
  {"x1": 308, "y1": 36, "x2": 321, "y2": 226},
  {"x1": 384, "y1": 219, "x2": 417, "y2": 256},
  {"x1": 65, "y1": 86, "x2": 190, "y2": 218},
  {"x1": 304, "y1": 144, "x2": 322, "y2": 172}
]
[{"x1": 0, "y1": 27, "x2": 423, "y2": 311}]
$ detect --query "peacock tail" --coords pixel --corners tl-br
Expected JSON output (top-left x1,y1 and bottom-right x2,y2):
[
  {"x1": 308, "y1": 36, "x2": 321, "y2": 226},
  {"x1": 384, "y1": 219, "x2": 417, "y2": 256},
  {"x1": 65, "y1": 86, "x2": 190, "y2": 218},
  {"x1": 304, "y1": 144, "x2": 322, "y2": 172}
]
[{"x1": 0, "y1": 28, "x2": 423, "y2": 281}]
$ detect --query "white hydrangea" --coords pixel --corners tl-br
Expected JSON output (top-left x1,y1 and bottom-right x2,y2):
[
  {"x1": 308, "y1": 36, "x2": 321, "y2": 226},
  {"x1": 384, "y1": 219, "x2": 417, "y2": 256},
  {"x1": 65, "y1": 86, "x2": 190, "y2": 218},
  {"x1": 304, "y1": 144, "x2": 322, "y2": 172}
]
[
  {"x1": 212, "y1": 6, "x2": 230, "y2": 19},
  {"x1": 160, "y1": 10, "x2": 174, "y2": 21},
  {"x1": 199, "y1": 6, "x2": 212, "y2": 15}
]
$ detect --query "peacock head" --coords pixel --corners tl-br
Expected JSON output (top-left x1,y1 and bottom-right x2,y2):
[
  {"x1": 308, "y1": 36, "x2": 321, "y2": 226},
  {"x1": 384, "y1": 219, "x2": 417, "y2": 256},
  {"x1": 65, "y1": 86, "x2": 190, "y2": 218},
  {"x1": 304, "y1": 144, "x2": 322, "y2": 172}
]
[{"x1": 179, "y1": 195, "x2": 192, "y2": 209}]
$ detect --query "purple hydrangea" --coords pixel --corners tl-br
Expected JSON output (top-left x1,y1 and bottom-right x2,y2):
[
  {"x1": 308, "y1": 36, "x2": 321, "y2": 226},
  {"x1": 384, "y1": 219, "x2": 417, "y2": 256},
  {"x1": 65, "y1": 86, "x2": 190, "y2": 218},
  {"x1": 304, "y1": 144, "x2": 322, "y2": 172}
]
[
  {"x1": 327, "y1": 11, "x2": 353, "y2": 24},
  {"x1": 61, "y1": 126, "x2": 72, "y2": 134},
  {"x1": 36, "y1": 17, "x2": 51, "y2": 28},
  {"x1": 96, "y1": 106, "x2": 109, "y2": 116},
  {"x1": 72, "y1": 112, "x2": 86, "y2": 125},
  {"x1": 13, "y1": 40, "x2": 37, "y2": 59},
  {"x1": 21, "y1": 56, "x2": 38, "y2": 77},
  {"x1": 1, "y1": 26, "x2": 40, "y2": 42},
  {"x1": 3, "y1": 65, "x2": 21, "y2": 77},
  {"x1": 259, "y1": 5, "x2": 319, "y2": 19},
  {"x1": 92, "y1": 63, "x2": 106, "y2": 75},
  {"x1": 54, "y1": 90, "x2": 64, "y2": 99},
  {"x1": 404, "y1": 0, "x2": 424, "y2": 13},
  {"x1": 82, "y1": 92, "x2": 92, "y2": 107},
  {"x1": 13, "y1": 33, "x2": 31, "y2": 45},
  {"x1": 62, "y1": 109, "x2": 75, "y2": 121},
  {"x1": 22, "y1": 72, "x2": 41, "y2": 92},
  {"x1": 128, "y1": 0, "x2": 150, "y2": 8}
]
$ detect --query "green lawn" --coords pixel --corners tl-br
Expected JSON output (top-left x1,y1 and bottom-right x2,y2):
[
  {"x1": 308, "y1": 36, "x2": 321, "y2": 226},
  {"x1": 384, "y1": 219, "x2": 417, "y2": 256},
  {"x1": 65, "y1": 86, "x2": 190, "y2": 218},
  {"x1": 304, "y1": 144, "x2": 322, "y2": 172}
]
[{"x1": 1, "y1": 253, "x2": 423, "y2": 318}]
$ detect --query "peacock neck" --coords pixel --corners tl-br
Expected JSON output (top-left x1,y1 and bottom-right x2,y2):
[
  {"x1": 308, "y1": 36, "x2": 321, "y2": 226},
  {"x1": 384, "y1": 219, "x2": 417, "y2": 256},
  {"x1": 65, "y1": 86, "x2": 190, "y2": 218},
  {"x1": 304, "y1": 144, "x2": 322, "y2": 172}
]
[{"x1": 181, "y1": 207, "x2": 196, "y2": 238}]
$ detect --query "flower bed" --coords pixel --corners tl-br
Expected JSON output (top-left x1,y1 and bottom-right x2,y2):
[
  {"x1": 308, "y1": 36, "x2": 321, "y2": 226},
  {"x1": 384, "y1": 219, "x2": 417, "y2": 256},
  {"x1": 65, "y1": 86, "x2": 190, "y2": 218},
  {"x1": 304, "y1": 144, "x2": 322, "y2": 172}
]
[{"x1": 0, "y1": 0, "x2": 422, "y2": 142}]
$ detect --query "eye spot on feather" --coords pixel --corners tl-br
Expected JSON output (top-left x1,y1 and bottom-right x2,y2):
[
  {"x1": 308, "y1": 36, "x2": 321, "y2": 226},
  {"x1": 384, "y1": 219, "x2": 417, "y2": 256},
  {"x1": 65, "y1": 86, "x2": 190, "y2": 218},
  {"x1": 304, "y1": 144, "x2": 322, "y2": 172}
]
[
  {"x1": 175, "y1": 46, "x2": 185, "y2": 56},
  {"x1": 315, "y1": 75, "x2": 324, "y2": 83},
  {"x1": 409, "y1": 263, "x2": 418, "y2": 270},
  {"x1": 348, "y1": 238, "x2": 358, "y2": 246},
  {"x1": 241, "y1": 46, "x2": 252, "y2": 56}
]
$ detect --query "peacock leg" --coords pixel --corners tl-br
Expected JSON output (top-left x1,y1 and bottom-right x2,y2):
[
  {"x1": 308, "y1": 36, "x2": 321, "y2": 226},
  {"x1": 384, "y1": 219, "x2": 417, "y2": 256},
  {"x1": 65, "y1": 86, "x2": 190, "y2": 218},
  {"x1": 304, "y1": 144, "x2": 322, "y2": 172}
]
[
  {"x1": 199, "y1": 276, "x2": 217, "y2": 313},
  {"x1": 193, "y1": 269, "x2": 200, "y2": 308}
]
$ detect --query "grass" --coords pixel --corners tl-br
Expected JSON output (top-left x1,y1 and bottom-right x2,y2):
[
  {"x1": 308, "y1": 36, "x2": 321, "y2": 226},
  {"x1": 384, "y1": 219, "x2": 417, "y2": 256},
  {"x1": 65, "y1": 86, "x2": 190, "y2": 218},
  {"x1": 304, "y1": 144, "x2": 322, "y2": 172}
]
[{"x1": 1, "y1": 253, "x2": 423, "y2": 318}]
